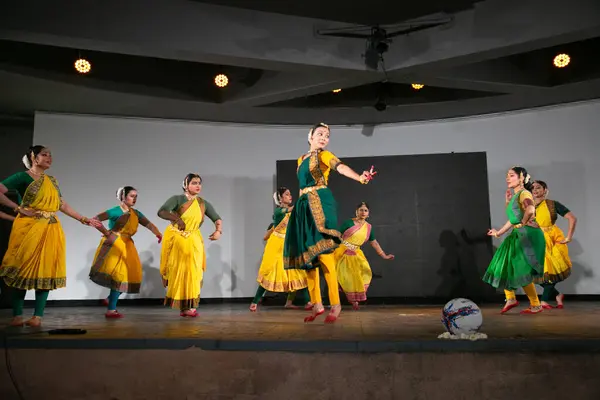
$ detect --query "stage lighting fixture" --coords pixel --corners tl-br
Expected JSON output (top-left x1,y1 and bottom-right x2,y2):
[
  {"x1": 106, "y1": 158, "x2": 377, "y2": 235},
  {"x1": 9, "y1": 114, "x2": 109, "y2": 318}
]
[
  {"x1": 74, "y1": 58, "x2": 91, "y2": 74},
  {"x1": 215, "y1": 74, "x2": 229, "y2": 87},
  {"x1": 553, "y1": 53, "x2": 570, "y2": 68}
]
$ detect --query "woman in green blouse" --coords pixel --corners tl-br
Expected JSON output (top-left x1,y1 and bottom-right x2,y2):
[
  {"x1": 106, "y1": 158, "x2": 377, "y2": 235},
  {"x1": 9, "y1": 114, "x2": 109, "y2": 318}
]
[{"x1": 157, "y1": 173, "x2": 222, "y2": 317}]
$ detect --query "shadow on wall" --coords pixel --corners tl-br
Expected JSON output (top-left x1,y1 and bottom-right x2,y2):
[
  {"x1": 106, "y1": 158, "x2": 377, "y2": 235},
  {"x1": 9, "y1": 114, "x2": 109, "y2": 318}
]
[{"x1": 435, "y1": 229, "x2": 496, "y2": 302}]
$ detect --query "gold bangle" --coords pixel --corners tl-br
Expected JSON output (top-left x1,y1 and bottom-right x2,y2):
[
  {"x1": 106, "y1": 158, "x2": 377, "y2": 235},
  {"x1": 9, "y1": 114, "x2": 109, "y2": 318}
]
[
  {"x1": 494, "y1": 233, "x2": 500, "y2": 238},
  {"x1": 80, "y1": 217, "x2": 89, "y2": 224}
]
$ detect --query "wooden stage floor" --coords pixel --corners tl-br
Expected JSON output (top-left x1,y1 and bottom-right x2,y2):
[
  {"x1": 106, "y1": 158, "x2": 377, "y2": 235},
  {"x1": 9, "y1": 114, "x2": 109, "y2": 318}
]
[{"x1": 2, "y1": 302, "x2": 600, "y2": 353}]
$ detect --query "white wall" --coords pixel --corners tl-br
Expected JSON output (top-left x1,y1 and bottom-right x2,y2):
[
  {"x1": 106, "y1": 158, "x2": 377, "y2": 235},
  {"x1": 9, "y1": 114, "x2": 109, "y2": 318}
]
[{"x1": 32, "y1": 100, "x2": 600, "y2": 300}]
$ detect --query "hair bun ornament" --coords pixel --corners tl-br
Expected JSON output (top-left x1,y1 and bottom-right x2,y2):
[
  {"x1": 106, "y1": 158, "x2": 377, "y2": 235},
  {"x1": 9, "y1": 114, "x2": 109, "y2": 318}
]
[
  {"x1": 116, "y1": 187, "x2": 125, "y2": 201},
  {"x1": 524, "y1": 174, "x2": 530, "y2": 184},
  {"x1": 273, "y1": 191, "x2": 281, "y2": 206},
  {"x1": 22, "y1": 154, "x2": 31, "y2": 169}
]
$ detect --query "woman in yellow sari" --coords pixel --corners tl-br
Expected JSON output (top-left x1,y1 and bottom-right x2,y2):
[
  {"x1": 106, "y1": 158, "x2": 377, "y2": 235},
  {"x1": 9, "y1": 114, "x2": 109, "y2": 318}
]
[
  {"x1": 335, "y1": 202, "x2": 394, "y2": 310},
  {"x1": 0, "y1": 145, "x2": 100, "y2": 327},
  {"x1": 89, "y1": 186, "x2": 163, "y2": 318},
  {"x1": 531, "y1": 180, "x2": 577, "y2": 309},
  {"x1": 158, "y1": 173, "x2": 222, "y2": 317},
  {"x1": 249, "y1": 187, "x2": 311, "y2": 311}
]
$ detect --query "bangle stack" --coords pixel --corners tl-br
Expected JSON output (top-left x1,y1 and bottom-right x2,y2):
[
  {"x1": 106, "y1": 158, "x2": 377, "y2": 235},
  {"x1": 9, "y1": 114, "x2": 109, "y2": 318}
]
[{"x1": 79, "y1": 216, "x2": 89, "y2": 225}]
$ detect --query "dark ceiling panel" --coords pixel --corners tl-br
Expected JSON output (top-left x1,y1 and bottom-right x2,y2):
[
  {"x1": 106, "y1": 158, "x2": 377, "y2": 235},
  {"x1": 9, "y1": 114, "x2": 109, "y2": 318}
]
[{"x1": 192, "y1": 0, "x2": 484, "y2": 26}]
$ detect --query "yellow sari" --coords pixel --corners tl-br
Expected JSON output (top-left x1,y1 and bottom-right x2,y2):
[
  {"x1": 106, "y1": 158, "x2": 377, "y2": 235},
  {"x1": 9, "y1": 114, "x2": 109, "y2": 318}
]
[
  {"x1": 160, "y1": 198, "x2": 206, "y2": 309},
  {"x1": 257, "y1": 212, "x2": 308, "y2": 292},
  {"x1": 89, "y1": 209, "x2": 142, "y2": 293},
  {"x1": 534, "y1": 200, "x2": 572, "y2": 283},
  {"x1": 0, "y1": 175, "x2": 66, "y2": 290},
  {"x1": 334, "y1": 221, "x2": 373, "y2": 302}
]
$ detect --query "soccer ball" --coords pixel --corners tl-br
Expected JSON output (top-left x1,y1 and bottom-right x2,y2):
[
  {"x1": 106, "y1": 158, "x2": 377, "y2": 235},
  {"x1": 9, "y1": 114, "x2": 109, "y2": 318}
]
[{"x1": 441, "y1": 298, "x2": 482, "y2": 335}]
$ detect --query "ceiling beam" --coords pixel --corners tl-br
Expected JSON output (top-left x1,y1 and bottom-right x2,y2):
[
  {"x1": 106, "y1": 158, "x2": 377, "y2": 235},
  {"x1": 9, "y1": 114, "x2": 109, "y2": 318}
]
[
  {"x1": 224, "y1": 71, "x2": 382, "y2": 106},
  {"x1": 381, "y1": 0, "x2": 600, "y2": 72},
  {"x1": 0, "y1": 0, "x2": 368, "y2": 73}
]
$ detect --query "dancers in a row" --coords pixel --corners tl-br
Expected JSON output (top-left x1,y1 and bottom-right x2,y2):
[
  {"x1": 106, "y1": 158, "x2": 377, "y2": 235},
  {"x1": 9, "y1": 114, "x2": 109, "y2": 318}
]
[
  {"x1": 483, "y1": 166, "x2": 576, "y2": 313},
  {"x1": 0, "y1": 146, "x2": 223, "y2": 325}
]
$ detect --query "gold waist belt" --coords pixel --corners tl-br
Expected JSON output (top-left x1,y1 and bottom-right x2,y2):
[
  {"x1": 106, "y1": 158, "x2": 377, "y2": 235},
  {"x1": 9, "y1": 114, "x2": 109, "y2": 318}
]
[
  {"x1": 168, "y1": 224, "x2": 194, "y2": 238},
  {"x1": 342, "y1": 241, "x2": 360, "y2": 251},
  {"x1": 111, "y1": 232, "x2": 133, "y2": 239},
  {"x1": 272, "y1": 231, "x2": 285, "y2": 239},
  {"x1": 22, "y1": 208, "x2": 57, "y2": 219},
  {"x1": 541, "y1": 226, "x2": 553, "y2": 232},
  {"x1": 299, "y1": 185, "x2": 327, "y2": 196}
]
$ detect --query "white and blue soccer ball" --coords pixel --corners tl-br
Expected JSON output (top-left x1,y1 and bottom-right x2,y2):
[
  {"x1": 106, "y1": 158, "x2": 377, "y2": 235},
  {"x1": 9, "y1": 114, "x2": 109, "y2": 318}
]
[{"x1": 441, "y1": 298, "x2": 482, "y2": 335}]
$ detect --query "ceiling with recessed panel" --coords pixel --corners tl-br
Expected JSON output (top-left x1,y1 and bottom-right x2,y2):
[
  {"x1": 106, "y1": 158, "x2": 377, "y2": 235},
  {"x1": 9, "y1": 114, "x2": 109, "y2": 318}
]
[{"x1": 0, "y1": 0, "x2": 599, "y2": 124}]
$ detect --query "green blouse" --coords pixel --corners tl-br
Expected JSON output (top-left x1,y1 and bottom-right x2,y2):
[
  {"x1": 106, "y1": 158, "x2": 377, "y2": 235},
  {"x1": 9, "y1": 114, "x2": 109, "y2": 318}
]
[
  {"x1": 102, "y1": 205, "x2": 148, "y2": 230},
  {"x1": 272, "y1": 207, "x2": 290, "y2": 227},
  {"x1": 158, "y1": 194, "x2": 221, "y2": 224},
  {"x1": 2, "y1": 172, "x2": 62, "y2": 203}
]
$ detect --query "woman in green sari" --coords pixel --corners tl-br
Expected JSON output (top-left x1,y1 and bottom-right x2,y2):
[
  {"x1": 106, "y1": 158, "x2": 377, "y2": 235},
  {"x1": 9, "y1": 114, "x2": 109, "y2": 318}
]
[
  {"x1": 483, "y1": 166, "x2": 545, "y2": 314},
  {"x1": 283, "y1": 123, "x2": 374, "y2": 323}
]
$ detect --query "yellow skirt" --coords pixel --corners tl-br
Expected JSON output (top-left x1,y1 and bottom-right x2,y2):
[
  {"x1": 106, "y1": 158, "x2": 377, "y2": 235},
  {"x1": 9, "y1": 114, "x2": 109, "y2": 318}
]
[
  {"x1": 334, "y1": 245, "x2": 372, "y2": 302},
  {"x1": 89, "y1": 234, "x2": 142, "y2": 293},
  {"x1": 534, "y1": 225, "x2": 572, "y2": 284},
  {"x1": 160, "y1": 227, "x2": 204, "y2": 309},
  {"x1": 0, "y1": 214, "x2": 66, "y2": 290},
  {"x1": 257, "y1": 233, "x2": 308, "y2": 292}
]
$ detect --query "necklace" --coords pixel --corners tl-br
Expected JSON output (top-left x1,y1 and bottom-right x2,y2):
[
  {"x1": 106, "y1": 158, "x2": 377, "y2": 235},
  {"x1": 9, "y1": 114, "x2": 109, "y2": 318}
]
[{"x1": 28, "y1": 169, "x2": 45, "y2": 177}]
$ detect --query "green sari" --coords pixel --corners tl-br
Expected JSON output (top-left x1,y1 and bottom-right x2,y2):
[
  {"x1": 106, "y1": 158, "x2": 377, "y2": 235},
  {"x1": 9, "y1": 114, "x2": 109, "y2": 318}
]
[
  {"x1": 482, "y1": 190, "x2": 545, "y2": 290},
  {"x1": 284, "y1": 150, "x2": 342, "y2": 270}
]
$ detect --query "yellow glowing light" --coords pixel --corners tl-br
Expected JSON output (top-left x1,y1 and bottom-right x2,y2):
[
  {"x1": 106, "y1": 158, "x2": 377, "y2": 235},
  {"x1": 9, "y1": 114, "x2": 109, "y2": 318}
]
[
  {"x1": 74, "y1": 58, "x2": 91, "y2": 74},
  {"x1": 332, "y1": 88, "x2": 342, "y2": 93},
  {"x1": 553, "y1": 53, "x2": 570, "y2": 68},
  {"x1": 215, "y1": 74, "x2": 229, "y2": 87},
  {"x1": 411, "y1": 83, "x2": 424, "y2": 90}
]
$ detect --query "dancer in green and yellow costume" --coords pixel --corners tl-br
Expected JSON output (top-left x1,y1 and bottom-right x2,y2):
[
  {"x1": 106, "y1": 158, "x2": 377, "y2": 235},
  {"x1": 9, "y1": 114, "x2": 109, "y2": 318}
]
[
  {"x1": 283, "y1": 123, "x2": 375, "y2": 323},
  {"x1": 158, "y1": 173, "x2": 222, "y2": 317},
  {"x1": 250, "y1": 187, "x2": 311, "y2": 311},
  {"x1": 89, "y1": 186, "x2": 163, "y2": 318},
  {"x1": 0, "y1": 145, "x2": 100, "y2": 327},
  {"x1": 530, "y1": 180, "x2": 577, "y2": 309},
  {"x1": 483, "y1": 166, "x2": 545, "y2": 314},
  {"x1": 335, "y1": 202, "x2": 394, "y2": 310}
]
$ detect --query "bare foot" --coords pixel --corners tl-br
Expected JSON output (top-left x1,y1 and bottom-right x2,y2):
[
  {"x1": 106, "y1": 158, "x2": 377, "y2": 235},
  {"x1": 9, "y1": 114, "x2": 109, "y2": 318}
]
[
  {"x1": 25, "y1": 316, "x2": 42, "y2": 327},
  {"x1": 329, "y1": 304, "x2": 342, "y2": 318},
  {"x1": 9, "y1": 316, "x2": 24, "y2": 327},
  {"x1": 325, "y1": 304, "x2": 342, "y2": 323},
  {"x1": 284, "y1": 302, "x2": 299, "y2": 309},
  {"x1": 556, "y1": 293, "x2": 565, "y2": 307},
  {"x1": 249, "y1": 303, "x2": 258, "y2": 312}
]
